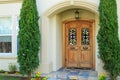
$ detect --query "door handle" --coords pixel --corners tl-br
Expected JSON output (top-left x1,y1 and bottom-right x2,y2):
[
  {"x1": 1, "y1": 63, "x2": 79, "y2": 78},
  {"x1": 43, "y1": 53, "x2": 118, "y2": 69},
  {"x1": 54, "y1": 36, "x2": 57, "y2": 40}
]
[{"x1": 83, "y1": 46, "x2": 88, "y2": 50}]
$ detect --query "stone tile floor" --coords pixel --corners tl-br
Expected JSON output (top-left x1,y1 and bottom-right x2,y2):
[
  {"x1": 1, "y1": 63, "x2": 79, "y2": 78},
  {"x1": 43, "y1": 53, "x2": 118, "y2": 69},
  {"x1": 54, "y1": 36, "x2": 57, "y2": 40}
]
[{"x1": 41, "y1": 68, "x2": 98, "y2": 80}]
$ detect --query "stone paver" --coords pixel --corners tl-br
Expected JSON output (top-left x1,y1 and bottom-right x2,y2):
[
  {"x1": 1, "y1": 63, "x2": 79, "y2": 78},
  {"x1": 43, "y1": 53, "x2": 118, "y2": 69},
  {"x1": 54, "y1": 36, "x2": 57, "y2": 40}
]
[{"x1": 41, "y1": 68, "x2": 98, "y2": 80}]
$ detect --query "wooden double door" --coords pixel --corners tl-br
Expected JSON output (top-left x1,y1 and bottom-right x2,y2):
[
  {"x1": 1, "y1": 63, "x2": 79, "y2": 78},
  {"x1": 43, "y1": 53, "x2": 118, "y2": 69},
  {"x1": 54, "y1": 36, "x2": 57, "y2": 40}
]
[{"x1": 63, "y1": 20, "x2": 94, "y2": 69}]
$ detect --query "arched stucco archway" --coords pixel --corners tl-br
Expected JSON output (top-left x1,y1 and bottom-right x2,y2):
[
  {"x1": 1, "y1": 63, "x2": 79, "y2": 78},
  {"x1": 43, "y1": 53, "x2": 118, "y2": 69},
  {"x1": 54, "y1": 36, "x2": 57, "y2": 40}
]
[{"x1": 40, "y1": 0, "x2": 99, "y2": 73}]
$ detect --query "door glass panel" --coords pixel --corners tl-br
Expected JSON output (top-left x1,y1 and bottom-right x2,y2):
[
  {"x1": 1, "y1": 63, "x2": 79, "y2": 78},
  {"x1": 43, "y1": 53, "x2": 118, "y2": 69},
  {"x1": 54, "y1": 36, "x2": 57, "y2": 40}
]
[
  {"x1": 81, "y1": 28, "x2": 90, "y2": 45},
  {"x1": 69, "y1": 28, "x2": 77, "y2": 45}
]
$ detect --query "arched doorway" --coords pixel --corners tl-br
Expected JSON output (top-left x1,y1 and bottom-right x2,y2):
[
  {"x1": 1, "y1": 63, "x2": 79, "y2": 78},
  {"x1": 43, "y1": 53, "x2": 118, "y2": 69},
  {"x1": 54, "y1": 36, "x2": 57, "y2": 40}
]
[{"x1": 40, "y1": 0, "x2": 99, "y2": 73}]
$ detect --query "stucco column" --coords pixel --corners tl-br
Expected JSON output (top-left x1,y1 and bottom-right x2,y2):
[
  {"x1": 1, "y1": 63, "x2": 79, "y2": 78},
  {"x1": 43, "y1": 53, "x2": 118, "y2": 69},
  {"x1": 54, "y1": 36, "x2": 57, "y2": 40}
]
[
  {"x1": 38, "y1": 16, "x2": 52, "y2": 73},
  {"x1": 117, "y1": 0, "x2": 120, "y2": 40}
]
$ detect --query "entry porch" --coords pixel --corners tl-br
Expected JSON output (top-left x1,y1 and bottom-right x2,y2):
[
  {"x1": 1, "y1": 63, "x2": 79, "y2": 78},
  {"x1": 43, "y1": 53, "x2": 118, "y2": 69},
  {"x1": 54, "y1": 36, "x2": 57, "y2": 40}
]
[{"x1": 41, "y1": 68, "x2": 99, "y2": 80}]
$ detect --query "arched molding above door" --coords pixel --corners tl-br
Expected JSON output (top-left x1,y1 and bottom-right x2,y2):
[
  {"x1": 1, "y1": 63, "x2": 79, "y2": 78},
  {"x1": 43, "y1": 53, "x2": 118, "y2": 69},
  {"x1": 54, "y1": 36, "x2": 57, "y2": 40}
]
[{"x1": 43, "y1": 0, "x2": 99, "y2": 17}]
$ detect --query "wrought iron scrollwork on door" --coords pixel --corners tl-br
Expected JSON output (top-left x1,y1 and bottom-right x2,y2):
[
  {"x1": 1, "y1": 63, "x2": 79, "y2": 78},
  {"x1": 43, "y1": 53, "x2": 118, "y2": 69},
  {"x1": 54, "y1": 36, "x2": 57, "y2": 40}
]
[
  {"x1": 83, "y1": 46, "x2": 88, "y2": 50},
  {"x1": 81, "y1": 28, "x2": 90, "y2": 45},
  {"x1": 69, "y1": 28, "x2": 77, "y2": 45}
]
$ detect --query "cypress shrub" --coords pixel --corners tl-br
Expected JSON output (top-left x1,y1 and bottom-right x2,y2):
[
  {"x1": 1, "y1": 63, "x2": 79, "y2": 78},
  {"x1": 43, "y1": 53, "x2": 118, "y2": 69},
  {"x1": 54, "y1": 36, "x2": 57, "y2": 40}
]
[
  {"x1": 97, "y1": 0, "x2": 120, "y2": 80},
  {"x1": 17, "y1": 0, "x2": 40, "y2": 80}
]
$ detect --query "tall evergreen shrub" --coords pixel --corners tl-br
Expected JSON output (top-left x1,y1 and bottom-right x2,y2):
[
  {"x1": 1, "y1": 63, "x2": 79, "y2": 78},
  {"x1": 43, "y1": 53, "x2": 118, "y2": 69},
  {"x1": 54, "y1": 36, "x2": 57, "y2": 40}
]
[
  {"x1": 97, "y1": 0, "x2": 120, "y2": 80},
  {"x1": 18, "y1": 0, "x2": 40, "y2": 80}
]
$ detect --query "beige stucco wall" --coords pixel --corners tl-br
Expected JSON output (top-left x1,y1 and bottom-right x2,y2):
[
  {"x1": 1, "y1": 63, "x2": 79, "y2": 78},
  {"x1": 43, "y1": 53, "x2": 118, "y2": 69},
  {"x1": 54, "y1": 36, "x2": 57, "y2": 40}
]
[
  {"x1": 55, "y1": 15, "x2": 62, "y2": 70},
  {"x1": 0, "y1": 58, "x2": 18, "y2": 71},
  {"x1": 117, "y1": 0, "x2": 120, "y2": 40},
  {"x1": 0, "y1": 3, "x2": 21, "y2": 15},
  {"x1": 49, "y1": 14, "x2": 62, "y2": 71},
  {"x1": 61, "y1": 9, "x2": 95, "y2": 21}
]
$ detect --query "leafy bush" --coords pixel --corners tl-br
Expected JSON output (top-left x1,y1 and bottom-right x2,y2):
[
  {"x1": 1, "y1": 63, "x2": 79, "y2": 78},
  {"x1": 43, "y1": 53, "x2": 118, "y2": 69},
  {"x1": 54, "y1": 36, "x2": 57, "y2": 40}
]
[
  {"x1": 8, "y1": 63, "x2": 17, "y2": 72},
  {"x1": 99, "y1": 73, "x2": 106, "y2": 80},
  {"x1": 0, "y1": 69, "x2": 5, "y2": 73}
]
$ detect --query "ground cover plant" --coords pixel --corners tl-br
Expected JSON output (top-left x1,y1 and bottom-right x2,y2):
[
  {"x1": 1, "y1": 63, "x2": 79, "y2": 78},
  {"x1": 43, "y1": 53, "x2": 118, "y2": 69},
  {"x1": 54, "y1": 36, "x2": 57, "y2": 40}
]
[{"x1": 0, "y1": 75, "x2": 21, "y2": 80}]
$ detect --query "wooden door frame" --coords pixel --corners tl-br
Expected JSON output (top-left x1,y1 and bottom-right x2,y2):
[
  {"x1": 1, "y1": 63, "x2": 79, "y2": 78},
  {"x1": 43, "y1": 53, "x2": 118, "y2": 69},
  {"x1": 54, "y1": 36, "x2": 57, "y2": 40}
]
[{"x1": 62, "y1": 19, "x2": 95, "y2": 69}]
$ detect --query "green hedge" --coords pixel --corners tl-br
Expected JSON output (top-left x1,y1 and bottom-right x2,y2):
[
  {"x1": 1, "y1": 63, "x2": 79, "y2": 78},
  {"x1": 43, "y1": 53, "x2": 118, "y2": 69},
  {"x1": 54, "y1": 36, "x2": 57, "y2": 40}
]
[
  {"x1": 97, "y1": 0, "x2": 120, "y2": 80},
  {"x1": 18, "y1": 0, "x2": 40, "y2": 79}
]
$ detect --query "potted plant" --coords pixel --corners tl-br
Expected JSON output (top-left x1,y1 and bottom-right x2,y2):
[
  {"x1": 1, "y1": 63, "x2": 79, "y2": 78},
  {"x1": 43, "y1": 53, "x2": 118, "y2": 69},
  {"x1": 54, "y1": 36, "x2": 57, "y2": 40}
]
[
  {"x1": 99, "y1": 73, "x2": 106, "y2": 80},
  {"x1": 35, "y1": 72, "x2": 40, "y2": 80}
]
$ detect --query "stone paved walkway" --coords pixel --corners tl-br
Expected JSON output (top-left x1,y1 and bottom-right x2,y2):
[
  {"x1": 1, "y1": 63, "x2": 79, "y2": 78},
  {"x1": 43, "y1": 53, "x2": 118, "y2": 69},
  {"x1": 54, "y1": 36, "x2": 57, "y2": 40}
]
[{"x1": 41, "y1": 68, "x2": 98, "y2": 80}]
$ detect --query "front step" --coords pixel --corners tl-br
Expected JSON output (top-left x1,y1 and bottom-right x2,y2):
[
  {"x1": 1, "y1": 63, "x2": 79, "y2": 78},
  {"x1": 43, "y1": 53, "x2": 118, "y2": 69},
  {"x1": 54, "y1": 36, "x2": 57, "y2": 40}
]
[{"x1": 41, "y1": 68, "x2": 98, "y2": 80}]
